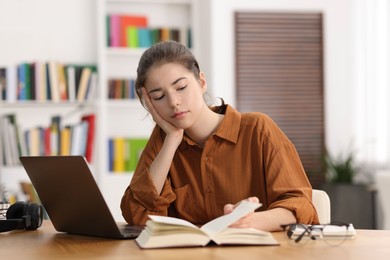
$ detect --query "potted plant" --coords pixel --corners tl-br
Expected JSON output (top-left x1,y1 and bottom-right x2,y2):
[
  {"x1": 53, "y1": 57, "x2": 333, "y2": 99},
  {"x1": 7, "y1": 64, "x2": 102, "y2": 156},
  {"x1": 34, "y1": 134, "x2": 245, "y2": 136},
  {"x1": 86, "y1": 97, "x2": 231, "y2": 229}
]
[
  {"x1": 323, "y1": 149, "x2": 357, "y2": 183},
  {"x1": 321, "y1": 149, "x2": 376, "y2": 228}
]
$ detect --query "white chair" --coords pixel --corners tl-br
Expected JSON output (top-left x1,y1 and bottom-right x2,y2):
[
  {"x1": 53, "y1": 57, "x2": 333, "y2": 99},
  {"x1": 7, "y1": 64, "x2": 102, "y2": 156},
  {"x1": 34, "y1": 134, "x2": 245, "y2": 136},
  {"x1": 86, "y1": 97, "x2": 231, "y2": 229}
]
[
  {"x1": 312, "y1": 189, "x2": 331, "y2": 224},
  {"x1": 375, "y1": 171, "x2": 390, "y2": 230}
]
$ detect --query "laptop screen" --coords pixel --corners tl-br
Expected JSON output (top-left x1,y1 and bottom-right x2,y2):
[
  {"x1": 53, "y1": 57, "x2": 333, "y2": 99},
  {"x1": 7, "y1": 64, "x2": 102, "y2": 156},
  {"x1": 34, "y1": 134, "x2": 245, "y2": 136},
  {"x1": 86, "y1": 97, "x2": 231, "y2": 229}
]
[{"x1": 19, "y1": 156, "x2": 127, "y2": 239}]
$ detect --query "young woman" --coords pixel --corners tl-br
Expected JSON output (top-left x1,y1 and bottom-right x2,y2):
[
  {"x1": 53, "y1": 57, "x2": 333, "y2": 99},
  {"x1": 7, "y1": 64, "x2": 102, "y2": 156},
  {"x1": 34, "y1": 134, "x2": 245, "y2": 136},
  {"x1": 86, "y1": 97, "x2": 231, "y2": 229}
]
[{"x1": 120, "y1": 41, "x2": 319, "y2": 231}]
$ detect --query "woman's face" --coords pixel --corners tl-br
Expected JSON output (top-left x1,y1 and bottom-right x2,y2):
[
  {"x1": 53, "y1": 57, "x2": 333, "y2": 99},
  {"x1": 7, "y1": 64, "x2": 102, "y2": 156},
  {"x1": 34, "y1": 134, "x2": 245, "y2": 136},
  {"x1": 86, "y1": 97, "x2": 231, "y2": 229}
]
[{"x1": 144, "y1": 63, "x2": 207, "y2": 130}]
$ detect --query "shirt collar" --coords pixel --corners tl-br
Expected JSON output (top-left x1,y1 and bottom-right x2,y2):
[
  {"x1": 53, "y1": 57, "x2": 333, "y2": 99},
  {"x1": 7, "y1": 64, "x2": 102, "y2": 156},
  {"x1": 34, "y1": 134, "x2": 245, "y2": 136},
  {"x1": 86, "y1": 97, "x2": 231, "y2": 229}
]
[
  {"x1": 180, "y1": 104, "x2": 241, "y2": 149},
  {"x1": 214, "y1": 104, "x2": 241, "y2": 144}
]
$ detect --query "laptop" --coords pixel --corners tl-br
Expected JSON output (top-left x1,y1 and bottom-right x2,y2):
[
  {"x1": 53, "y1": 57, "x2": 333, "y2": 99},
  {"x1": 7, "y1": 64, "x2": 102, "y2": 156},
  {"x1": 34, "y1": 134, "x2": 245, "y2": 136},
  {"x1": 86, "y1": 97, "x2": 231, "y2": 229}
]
[{"x1": 19, "y1": 155, "x2": 142, "y2": 239}]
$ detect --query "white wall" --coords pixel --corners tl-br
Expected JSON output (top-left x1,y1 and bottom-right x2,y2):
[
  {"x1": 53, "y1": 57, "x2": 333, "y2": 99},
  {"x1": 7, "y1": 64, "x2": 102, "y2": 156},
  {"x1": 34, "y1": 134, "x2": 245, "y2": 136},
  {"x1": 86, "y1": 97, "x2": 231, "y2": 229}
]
[
  {"x1": 204, "y1": 0, "x2": 356, "y2": 158},
  {"x1": 0, "y1": 0, "x2": 97, "y2": 66}
]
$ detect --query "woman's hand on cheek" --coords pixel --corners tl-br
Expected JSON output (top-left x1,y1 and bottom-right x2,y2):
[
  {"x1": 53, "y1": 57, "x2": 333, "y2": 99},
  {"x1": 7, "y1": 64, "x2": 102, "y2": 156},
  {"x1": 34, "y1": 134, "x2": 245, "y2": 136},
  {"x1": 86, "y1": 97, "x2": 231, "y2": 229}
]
[
  {"x1": 141, "y1": 88, "x2": 183, "y2": 144},
  {"x1": 223, "y1": 197, "x2": 259, "y2": 229}
]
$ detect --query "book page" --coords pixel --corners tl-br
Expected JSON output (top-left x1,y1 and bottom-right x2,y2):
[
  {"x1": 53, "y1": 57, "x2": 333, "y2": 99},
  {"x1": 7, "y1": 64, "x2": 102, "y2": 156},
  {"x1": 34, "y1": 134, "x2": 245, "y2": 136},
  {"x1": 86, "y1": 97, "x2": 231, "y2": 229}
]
[
  {"x1": 148, "y1": 215, "x2": 199, "y2": 229},
  {"x1": 201, "y1": 201, "x2": 262, "y2": 237}
]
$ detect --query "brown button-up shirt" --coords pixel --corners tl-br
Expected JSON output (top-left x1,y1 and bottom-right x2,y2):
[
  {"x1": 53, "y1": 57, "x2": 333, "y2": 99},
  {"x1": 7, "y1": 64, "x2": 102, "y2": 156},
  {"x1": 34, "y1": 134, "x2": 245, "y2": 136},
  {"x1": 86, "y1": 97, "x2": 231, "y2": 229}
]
[{"x1": 121, "y1": 105, "x2": 319, "y2": 226}]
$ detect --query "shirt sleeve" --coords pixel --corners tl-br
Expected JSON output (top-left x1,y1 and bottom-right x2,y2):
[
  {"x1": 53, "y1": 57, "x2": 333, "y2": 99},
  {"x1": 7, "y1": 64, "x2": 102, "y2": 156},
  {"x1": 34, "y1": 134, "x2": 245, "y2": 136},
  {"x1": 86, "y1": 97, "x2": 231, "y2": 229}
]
[
  {"x1": 265, "y1": 143, "x2": 319, "y2": 224},
  {"x1": 120, "y1": 126, "x2": 176, "y2": 226},
  {"x1": 257, "y1": 115, "x2": 319, "y2": 224}
]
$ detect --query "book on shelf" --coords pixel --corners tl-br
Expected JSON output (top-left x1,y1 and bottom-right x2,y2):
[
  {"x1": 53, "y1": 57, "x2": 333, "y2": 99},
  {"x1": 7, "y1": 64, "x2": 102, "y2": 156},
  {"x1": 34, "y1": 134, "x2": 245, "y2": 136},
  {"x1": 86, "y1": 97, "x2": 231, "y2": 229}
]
[
  {"x1": 106, "y1": 15, "x2": 111, "y2": 47},
  {"x1": 76, "y1": 67, "x2": 92, "y2": 101},
  {"x1": 60, "y1": 126, "x2": 71, "y2": 155},
  {"x1": 0, "y1": 67, "x2": 6, "y2": 100},
  {"x1": 0, "y1": 114, "x2": 26, "y2": 166},
  {"x1": 34, "y1": 61, "x2": 47, "y2": 101},
  {"x1": 48, "y1": 60, "x2": 60, "y2": 102},
  {"x1": 106, "y1": 14, "x2": 191, "y2": 48},
  {"x1": 108, "y1": 139, "x2": 114, "y2": 171},
  {"x1": 81, "y1": 114, "x2": 95, "y2": 162},
  {"x1": 120, "y1": 15, "x2": 148, "y2": 47},
  {"x1": 45, "y1": 62, "x2": 52, "y2": 100},
  {"x1": 160, "y1": 27, "x2": 170, "y2": 42},
  {"x1": 115, "y1": 79, "x2": 123, "y2": 99},
  {"x1": 57, "y1": 62, "x2": 68, "y2": 101},
  {"x1": 126, "y1": 26, "x2": 139, "y2": 48},
  {"x1": 43, "y1": 127, "x2": 51, "y2": 156},
  {"x1": 66, "y1": 65, "x2": 76, "y2": 102},
  {"x1": 17, "y1": 63, "x2": 28, "y2": 100},
  {"x1": 87, "y1": 72, "x2": 98, "y2": 101},
  {"x1": 2, "y1": 113, "x2": 96, "y2": 161},
  {"x1": 1, "y1": 65, "x2": 17, "y2": 102},
  {"x1": 127, "y1": 138, "x2": 148, "y2": 171},
  {"x1": 169, "y1": 28, "x2": 180, "y2": 42},
  {"x1": 136, "y1": 201, "x2": 279, "y2": 249},
  {"x1": 50, "y1": 115, "x2": 62, "y2": 155},
  {"x1": 27, "y1": 127, "x2": 41, "y2": 156},
  {"x1": 69, "y1": 123, "x2": 82, "y2": 156},
  {"x1": 150, "y1": 28, "x2": 161, "y2": 45},
  {"x1": 0, "y1": 115, "x2": 18, "y2": 165},
  {"x1": 73, "y1": 65, "x2": 97, "y2": 102},
  {"x1": 30, "y1": 63, "x2": 36, "y2": 100},
  {"x1": 108, "y1": 137, "x2": 148, "y2": 173},
  {"x1": 0, "y1": 62, "x2": 97, "y2": 102},
  {"x1": 108, "y1": 78, "x2": 136, "y2": 100},
  {"x1": 109, "y1": 14, "x2": 121, "y2": 47},
  {"x1": 138, "y1": 28, "x2": 152, "y2": 48},
  {"x1": 113, "y1": 137, "x2": 125, "y2": 172}
]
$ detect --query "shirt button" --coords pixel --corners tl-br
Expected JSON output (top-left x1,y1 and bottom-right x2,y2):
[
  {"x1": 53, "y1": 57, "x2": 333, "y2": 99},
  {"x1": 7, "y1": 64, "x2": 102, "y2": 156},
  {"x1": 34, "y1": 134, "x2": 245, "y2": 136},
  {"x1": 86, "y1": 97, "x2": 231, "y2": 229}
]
[{"x1": 204, "y1": 157, "x2": 208, "y2": 161}]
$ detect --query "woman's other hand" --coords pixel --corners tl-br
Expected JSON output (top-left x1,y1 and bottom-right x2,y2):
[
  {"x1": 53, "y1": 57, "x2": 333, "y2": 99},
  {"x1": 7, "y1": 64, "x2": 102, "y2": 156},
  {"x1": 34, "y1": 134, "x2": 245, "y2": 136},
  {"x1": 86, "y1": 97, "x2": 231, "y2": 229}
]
[{"x1": 223, "y1": 196, "x2": 259, "y2": 228}]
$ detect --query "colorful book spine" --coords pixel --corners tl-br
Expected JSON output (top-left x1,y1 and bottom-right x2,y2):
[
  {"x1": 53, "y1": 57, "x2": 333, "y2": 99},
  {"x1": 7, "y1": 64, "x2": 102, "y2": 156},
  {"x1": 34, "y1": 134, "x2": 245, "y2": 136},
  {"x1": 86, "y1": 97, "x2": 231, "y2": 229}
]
[
  {"x1": 76, "y1": 67, "x2": 92, "y2": 101},
  {"x1": 60, "y1": 127, "x2": 71, "y2": 156},
  {"x1": 81, "y1": 114, "x2": 95, "y2": 162},
  {"x1": 1, "y1": 62, "x2": 97, "y2": 102},
  {"x1": 6, "y1": 65, "x2": 17, "y2": 102},
  {"x1": 108, "y1": 139, "x2": 114, "y2": 171},
  {"x1": 48, "y1": 61, "x2": 60, "y2": 102},
  {"x1": 138, "y1": 28, "x2": 152, "y2": 48},
  {"x1": 113, "y1": 137, "x2": 125, "y2": 173},
  {"x1": 0, "y1": 67, "x2": 6, "y2": 100},
  {"x1": 108, "y1": 78, "x2": 136, "y2": 100},
  {"x1": 17, "y1": 64, "x2": 26, "y2": 100},
  {"x1": 105, "y1": 14, "x2": 192, "y2": 49},
  {"x1": 120, "y1": 15, "x2": 147, "y2": 47},
  {"x1": 110, "y1": 14, "x2": 121, "y2": 47},
  {"x1": 126, "y1": 26, "x2": 139, "y2": 48},
  {"x1": 108, "y1": 137, "x2": 148, "y2": 173}
]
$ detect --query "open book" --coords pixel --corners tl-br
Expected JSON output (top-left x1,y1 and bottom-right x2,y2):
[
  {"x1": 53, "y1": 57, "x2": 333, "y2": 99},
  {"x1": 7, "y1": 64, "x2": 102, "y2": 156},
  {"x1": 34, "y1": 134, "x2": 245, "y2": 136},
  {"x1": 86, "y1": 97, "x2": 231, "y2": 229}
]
[{"x1": 135, "y1": 201, "x2": 279, "y2": 249}]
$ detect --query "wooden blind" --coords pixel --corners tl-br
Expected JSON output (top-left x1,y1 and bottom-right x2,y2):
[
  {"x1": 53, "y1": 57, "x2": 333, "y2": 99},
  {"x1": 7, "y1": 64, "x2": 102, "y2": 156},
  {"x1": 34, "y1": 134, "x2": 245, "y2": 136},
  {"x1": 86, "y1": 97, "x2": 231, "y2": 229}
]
[{"x1": 235, "y1": 12, "x2": 324, "y2": 187}]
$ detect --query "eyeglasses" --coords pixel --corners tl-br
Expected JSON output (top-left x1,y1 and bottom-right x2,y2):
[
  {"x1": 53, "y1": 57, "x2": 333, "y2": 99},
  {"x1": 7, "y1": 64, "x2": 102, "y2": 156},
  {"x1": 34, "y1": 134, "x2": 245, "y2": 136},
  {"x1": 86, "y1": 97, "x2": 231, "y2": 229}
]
[
  {"x1": 0, "y1": 202, "x2": 10, "y2": 220},
  {"x1": 280, "y1": 222, "x2": 355, "y2": 246}
]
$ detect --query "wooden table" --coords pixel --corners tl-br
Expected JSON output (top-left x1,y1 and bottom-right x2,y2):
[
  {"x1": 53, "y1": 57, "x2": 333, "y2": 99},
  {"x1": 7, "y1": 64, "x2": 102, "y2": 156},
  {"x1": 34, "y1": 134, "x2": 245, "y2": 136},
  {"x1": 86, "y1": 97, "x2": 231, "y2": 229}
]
[{"x1": 1, "y1": 221, "x2": 389, "y2": 259}]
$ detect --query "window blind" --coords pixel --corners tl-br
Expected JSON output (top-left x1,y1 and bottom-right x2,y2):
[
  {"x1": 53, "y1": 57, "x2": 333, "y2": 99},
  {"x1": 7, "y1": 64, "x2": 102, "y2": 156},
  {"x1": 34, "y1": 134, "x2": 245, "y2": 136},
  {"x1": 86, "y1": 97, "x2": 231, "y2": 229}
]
[{"x1": 235, "y1": 12, "x2": 324, "y2": 187}]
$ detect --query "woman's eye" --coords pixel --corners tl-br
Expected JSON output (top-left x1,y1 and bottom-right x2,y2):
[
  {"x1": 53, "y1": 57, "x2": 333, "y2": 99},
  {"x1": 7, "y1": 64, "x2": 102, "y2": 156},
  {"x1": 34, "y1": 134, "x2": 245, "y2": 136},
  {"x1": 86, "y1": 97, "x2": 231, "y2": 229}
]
[
  {"x1": 177, "y1": 85, "x2": 187, "y2": 91},
  {"x1": 153, "y1": 95, "x2": 164, "y2": 101},
  {"x1": 152, "y1": 95, "x2": 165, "y2": 100}
]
